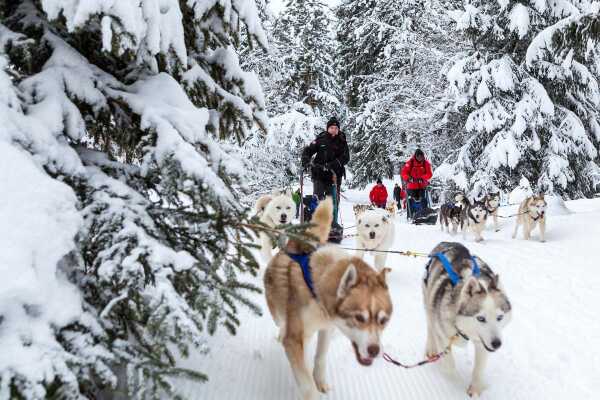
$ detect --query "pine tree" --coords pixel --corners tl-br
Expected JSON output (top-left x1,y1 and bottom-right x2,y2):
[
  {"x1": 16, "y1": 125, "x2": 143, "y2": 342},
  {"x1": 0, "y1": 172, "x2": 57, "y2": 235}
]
[
  {"x1": 1, "y1": 0, "x2": 271, "y2": 398},
  {"x1": 273, "y1": 0, "x2": 341, "y2": 116},
  {"x1": 340, "y1": 0, "x2": 464, "y2": 187},
  {"x1": 239, "y1": 0, "x2": 340, "y2": 193},
  {"x1": 439, "y1": 1, "x2": 600, "y2": 197}
]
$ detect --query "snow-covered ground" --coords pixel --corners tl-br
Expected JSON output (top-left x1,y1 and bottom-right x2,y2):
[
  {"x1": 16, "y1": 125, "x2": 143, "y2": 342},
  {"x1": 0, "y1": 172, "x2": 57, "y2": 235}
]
[{"x1": 176, "y1": 185, "x2": 600, "y2": 400}]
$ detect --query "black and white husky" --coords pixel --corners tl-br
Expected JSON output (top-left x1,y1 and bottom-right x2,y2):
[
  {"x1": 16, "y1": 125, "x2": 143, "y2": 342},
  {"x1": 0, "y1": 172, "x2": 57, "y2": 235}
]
[
  {"x1": 461, "y1": 199, "x2": 488, "y2": 242},
  {"x1": 423, "y1": 242, "x2": 512, "y2": 397},
  {"x1": 439, "y1": 193, "x2": 467, "y2": 235}
]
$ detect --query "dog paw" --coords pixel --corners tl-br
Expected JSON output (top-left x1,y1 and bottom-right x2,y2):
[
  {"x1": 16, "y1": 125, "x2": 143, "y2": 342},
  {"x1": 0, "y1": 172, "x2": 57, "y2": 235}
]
[
  {"x1": 467, "y1": 383, "x2": 484, "y2": 397},
  {"x1": 314, "y1": 380, "x2": 331, "y2": 394}
]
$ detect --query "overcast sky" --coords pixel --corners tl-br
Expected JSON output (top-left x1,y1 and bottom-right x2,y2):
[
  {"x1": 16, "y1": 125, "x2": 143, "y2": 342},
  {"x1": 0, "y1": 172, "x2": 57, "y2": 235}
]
[{"x1": 269, "y1": 0, "x2": 341, "y2": 15}]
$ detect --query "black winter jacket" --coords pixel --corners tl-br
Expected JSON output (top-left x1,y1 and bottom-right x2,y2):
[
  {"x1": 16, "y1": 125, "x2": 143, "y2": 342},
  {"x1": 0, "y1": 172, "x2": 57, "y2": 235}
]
[{"x1": 301, "y1": 131, "x2": 349, "y2": 183}]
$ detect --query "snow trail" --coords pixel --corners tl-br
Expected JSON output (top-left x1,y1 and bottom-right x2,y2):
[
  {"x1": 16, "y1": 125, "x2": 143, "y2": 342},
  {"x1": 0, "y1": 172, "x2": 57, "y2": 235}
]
[{"x1": 177, "y1": 193, "x2": 600, "y2": 399}]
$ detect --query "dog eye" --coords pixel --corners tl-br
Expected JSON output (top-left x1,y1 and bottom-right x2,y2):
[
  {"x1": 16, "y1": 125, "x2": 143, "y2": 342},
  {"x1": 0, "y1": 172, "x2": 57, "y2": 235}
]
[
  {"x1": 476, "y1": 316, "x2": 486, "y2": 323},
  {"x1": 497, "y1": 315, "x2": 504, "y2": 322},
  {"x1": 354, "y1": 314, "x2": 366, "y2": 324},
  {"x1": 276, "y1": 206, "x2": 281, "y2": 210},
  {"x1": 374, "y1": 224, "x2": 379, "y2": 227},
  {"x1": 365, "y1": 224, "x2": 370, "y2": 228},
  {"x1": 286, "y1": 206, "x2": 291, "y2": 210},
  {"x1": 379, "y1": 317, "x2": 388, "y2": 325}
]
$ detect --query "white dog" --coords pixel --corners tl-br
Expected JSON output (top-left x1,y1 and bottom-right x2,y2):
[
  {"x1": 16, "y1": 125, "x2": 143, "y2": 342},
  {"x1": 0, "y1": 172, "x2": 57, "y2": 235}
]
[
  {"x1": 355, "y1": 209, "x2": 395, "y2": 271},
  {"x1": 255, "y1": 191, "x2": 296, "y2": 262}
]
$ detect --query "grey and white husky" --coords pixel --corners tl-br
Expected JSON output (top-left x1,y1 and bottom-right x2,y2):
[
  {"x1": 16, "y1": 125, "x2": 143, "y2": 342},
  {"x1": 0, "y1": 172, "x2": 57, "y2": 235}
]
[
  {"x1": 461, "y1": 199, "x2": 488, "y2": 242},
  {"x1": 485, "y1": 192, "x2": 501, "y2": 232},
  {"x1": 423, "y1": 242, "x2": 512, "y2": 397}
]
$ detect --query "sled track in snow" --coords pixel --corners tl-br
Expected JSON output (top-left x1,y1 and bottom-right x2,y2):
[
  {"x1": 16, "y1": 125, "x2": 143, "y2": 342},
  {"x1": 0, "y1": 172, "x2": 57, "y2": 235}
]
[{"x1": 173, "y1": 199, "x2": 600, "y2": 400}]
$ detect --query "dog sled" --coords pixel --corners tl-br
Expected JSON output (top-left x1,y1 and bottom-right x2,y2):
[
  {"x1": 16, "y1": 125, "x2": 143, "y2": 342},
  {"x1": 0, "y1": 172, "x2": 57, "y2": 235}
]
[
  {"x1": 300, "y1": 171, "x2": 344, "y2": 243},
  {"x1": 405, "y1": 186, "x2": 439, "y2": 225}
]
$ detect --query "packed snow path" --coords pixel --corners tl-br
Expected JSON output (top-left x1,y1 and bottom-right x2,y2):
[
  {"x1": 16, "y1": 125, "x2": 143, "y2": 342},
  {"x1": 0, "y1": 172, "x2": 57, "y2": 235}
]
[{"x1": 176, "y1": 194, "x2": 600, "y2": 399}]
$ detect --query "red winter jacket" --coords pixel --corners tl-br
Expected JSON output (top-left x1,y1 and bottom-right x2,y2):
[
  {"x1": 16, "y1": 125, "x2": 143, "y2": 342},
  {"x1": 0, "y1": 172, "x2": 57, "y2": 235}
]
[
  {"x1": 401, "y1": 157, "x2": 433, "y2": 190},
  {"x1": 369, "y1": 184, "x2": 388, "y2": 205}
]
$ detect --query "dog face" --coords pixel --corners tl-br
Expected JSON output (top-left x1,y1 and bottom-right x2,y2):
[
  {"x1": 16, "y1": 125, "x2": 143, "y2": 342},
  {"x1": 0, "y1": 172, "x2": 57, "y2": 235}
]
[
  {"x1": 528, "y1": 195, "x2": 547, "y2": 218},
  {"x1": 469, "y1": 202, "x2": 488, "y2": 223},
  {"x1": 357, "y1": 210, "x2": 391, "y2": 244},
  {"x1": 334, "y1": 263, "x2": 393, "y2": 366},
  {"x1": 456, "y1": 276, "x2": 512, "y2": 353},
  {"x1": 486, "y1": 193, "x2": 500, "y2": 209},
  {"x1": 264, "y1": 194, "x2": 295, "y2": 224}
]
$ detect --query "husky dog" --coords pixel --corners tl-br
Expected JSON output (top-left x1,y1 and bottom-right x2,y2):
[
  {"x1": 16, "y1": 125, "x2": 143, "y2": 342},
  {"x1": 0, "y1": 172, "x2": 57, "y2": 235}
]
[
  {"x1": 264, "y1": 199, "x2": 393, "y2": 400},
  {"x1": 439, "y1": 193, "x2": 467, "y2": 235},
  {"x1": 485, "y1": 192, "x2": 501, "y2": 232},
  {"x1": 352, "y1": 203, "x2": 373, "y2": 217},
  {"x1": 423, "y1": 242, "x2": 512, "y2": 397},
  {"x1": 355, "y1": 209, "x2": 395, "y2": 271},
  {"x1": 385, "y1": 200, "x2": 398, "y2": 215},
  {"x1": 254, "y1": 194, "x2": 273, "y2": 218},
  {"x1": 255, "y1": 191, "x2": 296, "y2": 262},
  {"x1": 512, "y1": 194, "x2": 547, "y2": 242},
  {"x1": 461, "y1": 199, "x2": 488, "y2": 242}
]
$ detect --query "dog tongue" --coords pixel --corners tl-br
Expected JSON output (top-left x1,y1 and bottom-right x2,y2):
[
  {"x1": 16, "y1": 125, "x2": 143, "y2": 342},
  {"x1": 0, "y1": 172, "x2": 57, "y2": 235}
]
[{"x1": 352, "y1": 342, "x2": 374, "y2": 366}]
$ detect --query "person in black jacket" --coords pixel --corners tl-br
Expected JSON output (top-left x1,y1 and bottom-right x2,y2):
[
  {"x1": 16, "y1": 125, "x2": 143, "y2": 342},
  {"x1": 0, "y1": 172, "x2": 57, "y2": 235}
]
[{"x1": 301, "y1": 117, "x2": 350, "y2": 200}]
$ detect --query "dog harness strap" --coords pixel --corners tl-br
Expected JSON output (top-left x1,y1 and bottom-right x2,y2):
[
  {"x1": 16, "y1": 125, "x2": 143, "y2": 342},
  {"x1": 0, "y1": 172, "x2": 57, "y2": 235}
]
[
  {"x1": 470, "y1": 256, "x2": 481, "y2": 277},
  {"x1": 288, "y1": 253, "x2": 316, "y2": 298},
  {"x1": 432, "y1": 252, "x2": 460, "y2": 286}
]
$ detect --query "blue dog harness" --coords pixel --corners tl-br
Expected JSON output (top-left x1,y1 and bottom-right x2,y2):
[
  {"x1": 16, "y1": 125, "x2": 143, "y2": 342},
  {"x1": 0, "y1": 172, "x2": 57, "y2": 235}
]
[
  {"x1": 428, "y1": 252, "x2": 481, "y2": 286},
  {"x1": 287, "y1": 253, "x2": 316, "y2": 297}
]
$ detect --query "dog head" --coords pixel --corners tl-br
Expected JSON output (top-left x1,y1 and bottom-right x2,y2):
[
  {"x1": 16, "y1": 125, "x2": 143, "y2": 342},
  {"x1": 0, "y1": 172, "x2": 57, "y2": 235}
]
[
  {"x1": 263, "y1": 193, "x2": 295, "y2": 225},
  {"x1": 486, "y1": 192, "x2": 500, "y2": 209},
  {"x1": 357, "y1": 210, "x2": 392, "y2": 244},
  {"x1": 469, "y1": 201, "x2": 488, "y2": 223},
  {"x1": 456, "y1": 274, "x2": 512, "y2": 353},
  {"x1": 528, "y1": 194, "x2": 547, "y2": 218},
  {"x1": 333, "y1": 259, "x2": 393, "y2": 366}
]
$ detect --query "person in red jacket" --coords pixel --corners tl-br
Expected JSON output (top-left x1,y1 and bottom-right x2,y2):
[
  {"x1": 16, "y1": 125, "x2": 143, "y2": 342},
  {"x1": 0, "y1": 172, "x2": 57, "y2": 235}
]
[
  {"x1": 401, "y1": 148, "x2": 433, "y2": 204},
  {"x1": 369, "y1": 179, "x2": 388, "y2": 209}
]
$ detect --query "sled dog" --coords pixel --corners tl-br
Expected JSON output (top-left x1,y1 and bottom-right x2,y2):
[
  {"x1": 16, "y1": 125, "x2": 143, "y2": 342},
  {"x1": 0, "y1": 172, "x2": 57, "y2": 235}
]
[
  {"x1": 423, "y1": 242, "x2": 512, "y2": 397},
  {"x1": 355, "y1": 209, "x2": 395, "y2": 271},
  {"x1": 352, "y1": 203, "x2": 373, "y2": 217},
  {"x1": 385, "y1": 200, "x2": 398, "y2": 215},
  {"x1": 439, "y1": 193, "x2": 467, "y2": 235},
  {"x1": 461, "y1": 199, "x2": 488, "y2": 242},
  {"x1": 264, "y1": 198, "x2": 393, "y2": 400},
  {"x1": 255, "y1": 191, "x2": 296, "y2": 262},
  {"x1": 485, "y1": 192, "x2": 501, "y2": 232},
  {"x1": 512, "y1": 194, "x2": 547, "y2": 242}
]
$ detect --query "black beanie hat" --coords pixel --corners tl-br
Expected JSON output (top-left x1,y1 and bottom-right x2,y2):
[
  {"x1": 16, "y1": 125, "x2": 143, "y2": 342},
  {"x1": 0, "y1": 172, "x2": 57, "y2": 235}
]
[
  {"x1": 415, "y1": 148, "x2": 424, "y2": 157},
  {"x1": 376, "y1": 178, "x2": 382, "y2": 184},
  {"x1": 326, "y1": 117, "x2": 340, "y2": 129}
]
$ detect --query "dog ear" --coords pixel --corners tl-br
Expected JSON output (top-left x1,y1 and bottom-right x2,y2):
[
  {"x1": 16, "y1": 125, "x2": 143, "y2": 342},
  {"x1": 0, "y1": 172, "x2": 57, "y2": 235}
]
[
  {"x1": 461, "y1": 277, "x2": 484, "y2": 297},
  {"x1": 337, "y1": 264, "x2": 358, "y2": 298},
  {"x1": 489, "y1": 274, "x2": 501, "y2": 291},
  {"x1": 377, "y1": 267, "x2": 392, "y2": 285}
]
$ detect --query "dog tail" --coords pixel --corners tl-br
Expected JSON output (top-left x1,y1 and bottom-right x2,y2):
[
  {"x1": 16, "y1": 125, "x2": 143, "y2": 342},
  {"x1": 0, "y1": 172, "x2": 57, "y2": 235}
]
[{"x1": 308, "y1": 197, "x2": 333, "y2": 244}]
